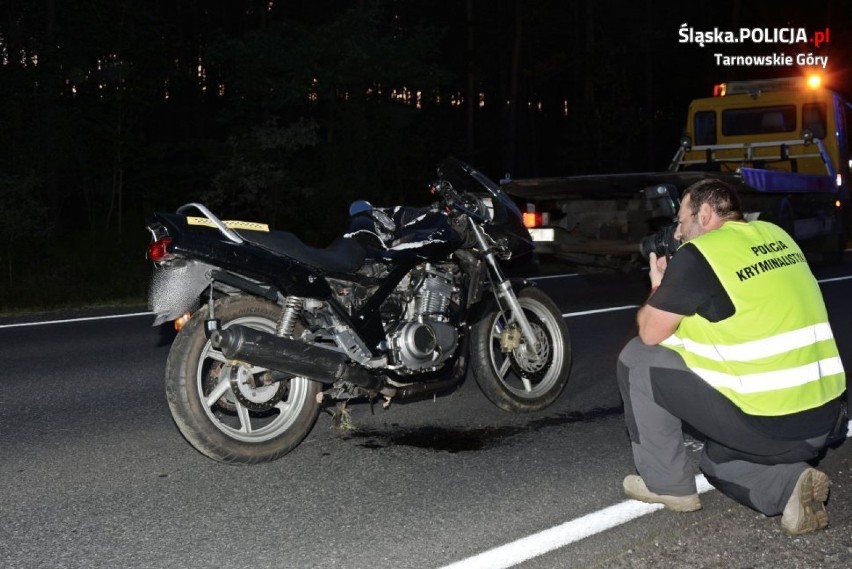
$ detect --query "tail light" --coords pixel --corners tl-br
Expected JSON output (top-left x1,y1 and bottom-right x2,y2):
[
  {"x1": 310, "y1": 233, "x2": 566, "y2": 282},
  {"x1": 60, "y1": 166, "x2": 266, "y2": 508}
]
[{"x1": 147, "y1": 238, "x2": 174, "y2": 262}]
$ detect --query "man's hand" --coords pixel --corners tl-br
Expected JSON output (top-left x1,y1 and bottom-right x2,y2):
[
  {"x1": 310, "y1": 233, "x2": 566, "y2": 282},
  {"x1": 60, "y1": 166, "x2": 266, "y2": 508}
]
[
  {"x1": 649, "y1": 252, "x2": 667, "y2": 288},
  {"x1": 637, "y1": 252, "x2": 682, "y2": 345}
]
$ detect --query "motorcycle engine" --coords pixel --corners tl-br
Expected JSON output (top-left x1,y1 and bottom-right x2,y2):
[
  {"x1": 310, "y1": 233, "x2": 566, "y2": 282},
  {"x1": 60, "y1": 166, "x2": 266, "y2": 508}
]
[{"x1": 383, "y1": 263, "x2": 460, "y2": 374}]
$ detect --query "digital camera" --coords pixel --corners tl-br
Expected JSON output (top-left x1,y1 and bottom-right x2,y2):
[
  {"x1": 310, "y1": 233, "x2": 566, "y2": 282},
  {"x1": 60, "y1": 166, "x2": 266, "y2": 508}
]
[{"x1": 639, "y1": 184, "x2": 682, "y2": 259}]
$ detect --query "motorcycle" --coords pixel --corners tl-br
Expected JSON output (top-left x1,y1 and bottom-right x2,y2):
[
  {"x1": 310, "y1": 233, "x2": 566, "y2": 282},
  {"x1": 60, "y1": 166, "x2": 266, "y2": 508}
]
[{"x1": 146, "y1": 158, "x2": 572, "y2": 463}]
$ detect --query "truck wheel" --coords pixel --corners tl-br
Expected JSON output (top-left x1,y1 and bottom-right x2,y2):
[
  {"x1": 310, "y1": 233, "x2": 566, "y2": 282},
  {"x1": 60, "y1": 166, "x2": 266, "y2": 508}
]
[
  {"x1": 775, "y1": 198, "x2": 795, "y2": 236},
  {"x1": 822, "y1": 218, "x2": 847, "y2": 265}
]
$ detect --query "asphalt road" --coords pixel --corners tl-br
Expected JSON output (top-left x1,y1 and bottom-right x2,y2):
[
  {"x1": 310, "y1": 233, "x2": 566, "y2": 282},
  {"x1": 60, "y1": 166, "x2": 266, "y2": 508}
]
[{"x1": 1, "y1": 257, "x2": 851, "y2": 569}]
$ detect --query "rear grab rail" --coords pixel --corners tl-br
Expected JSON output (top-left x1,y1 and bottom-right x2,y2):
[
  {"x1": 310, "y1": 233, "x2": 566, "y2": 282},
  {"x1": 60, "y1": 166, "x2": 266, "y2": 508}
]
[{"x1": 176, "y1": 202, "x2": 245, "y2": 245}]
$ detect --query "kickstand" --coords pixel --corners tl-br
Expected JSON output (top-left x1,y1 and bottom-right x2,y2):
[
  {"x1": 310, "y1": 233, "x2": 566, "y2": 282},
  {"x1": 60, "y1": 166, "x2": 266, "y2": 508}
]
[{"x1": 330, "y1": 402, "x2": 355, "y2": 431}]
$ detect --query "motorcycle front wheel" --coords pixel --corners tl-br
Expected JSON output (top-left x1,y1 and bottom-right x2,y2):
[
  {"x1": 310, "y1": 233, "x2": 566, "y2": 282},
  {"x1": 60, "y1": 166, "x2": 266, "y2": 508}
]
[
  {"x1": 470, "y1": 287, "x2": 572, "y2": 413},
  {"x1": 164, "y1": 295, "x2": 322, "y2": 464}
]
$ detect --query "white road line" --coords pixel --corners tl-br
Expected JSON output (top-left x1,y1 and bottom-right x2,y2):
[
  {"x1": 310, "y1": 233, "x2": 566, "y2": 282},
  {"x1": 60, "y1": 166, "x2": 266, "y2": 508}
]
[
  {"x1": 440, "y1": 422, "x2": 852, "y2": 569},
  {"x1": 817, "y1": 275, "x2": 852, "y2": 284},
  {"x1": 439, "y1": 474, "x2": 714, "y2": 569},
  {"x1": 563, "y1": 305, "x2": 638, "y2": 318},
  {"x1": 558, "y1": 273, "x2": 850, "y2": 319},
  {"x1": 0, "y1": 311, "x2": 153, "y2": 329},
  {"x1": 527, "y1": 273, "x2": 579, "y2": 281}
]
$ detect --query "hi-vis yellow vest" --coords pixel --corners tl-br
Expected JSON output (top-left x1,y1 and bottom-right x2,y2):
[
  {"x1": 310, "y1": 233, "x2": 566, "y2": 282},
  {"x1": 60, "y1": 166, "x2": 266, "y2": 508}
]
[{"x1": 661, "y1": 220, "x2": 845, "y2": 416}]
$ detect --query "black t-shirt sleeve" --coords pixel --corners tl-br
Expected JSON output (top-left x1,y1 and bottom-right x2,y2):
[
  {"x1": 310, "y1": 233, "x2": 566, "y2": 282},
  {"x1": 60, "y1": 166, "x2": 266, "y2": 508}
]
[{"x1": 647, "y1": 243, "x2": 735, "y2": 322}]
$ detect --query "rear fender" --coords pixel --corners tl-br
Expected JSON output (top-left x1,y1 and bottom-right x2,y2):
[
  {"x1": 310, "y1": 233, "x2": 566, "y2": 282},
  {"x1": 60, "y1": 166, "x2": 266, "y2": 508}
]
[{"x1": 148, "y1": 259, "x2": 216, "y2": 326}]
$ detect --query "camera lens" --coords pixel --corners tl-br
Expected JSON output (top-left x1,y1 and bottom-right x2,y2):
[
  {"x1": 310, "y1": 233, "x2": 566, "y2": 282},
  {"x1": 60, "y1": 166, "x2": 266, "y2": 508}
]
[{"x1": 639, "y1": 225, "x2": 680, "y2": 259}]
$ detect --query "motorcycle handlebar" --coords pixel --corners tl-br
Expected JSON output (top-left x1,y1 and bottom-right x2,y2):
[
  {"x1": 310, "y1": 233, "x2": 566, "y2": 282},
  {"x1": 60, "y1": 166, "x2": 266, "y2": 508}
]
[
  {"x1": 430, "y1": 180, "x2": 457, "y2": 201},
  {"x1": 430, "y1": 180, "x2": 488, "y2": 224}
]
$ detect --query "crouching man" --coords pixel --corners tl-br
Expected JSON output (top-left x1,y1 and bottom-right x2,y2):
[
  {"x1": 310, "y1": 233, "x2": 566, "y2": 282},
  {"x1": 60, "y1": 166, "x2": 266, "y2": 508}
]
[{"x1": 618, "y1": 178, "x2": 847, "y2": 534}]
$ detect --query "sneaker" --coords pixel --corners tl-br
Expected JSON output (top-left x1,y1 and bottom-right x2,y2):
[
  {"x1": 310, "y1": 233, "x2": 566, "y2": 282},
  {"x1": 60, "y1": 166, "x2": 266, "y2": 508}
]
[
  {"x1": 623, "y1": 475, "x2": 702, "y2": 512},
  {"x1": 781, "y1": 468, "x2": 830, "y2": 535}
]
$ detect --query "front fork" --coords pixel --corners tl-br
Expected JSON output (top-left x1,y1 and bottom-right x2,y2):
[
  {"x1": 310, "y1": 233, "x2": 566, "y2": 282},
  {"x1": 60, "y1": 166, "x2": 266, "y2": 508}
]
[{"x1": 468, "y1": 219, "x2": 540, "y2": 360}]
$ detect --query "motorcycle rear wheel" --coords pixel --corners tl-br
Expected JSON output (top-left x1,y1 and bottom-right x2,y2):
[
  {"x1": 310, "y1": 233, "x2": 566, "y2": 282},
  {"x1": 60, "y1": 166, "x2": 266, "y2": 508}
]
[
  {"x1": 470, "y1": 287, "x2": 571, "y2": 412},
  {"x1": 165, "y1": 295, "x2": 322, "y2": 464}
]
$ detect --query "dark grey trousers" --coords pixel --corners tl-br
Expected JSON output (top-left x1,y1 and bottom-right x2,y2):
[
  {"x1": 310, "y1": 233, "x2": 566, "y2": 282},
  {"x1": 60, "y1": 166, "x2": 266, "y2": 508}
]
[{"x1": 617, "y1": 337, "x2": 831, "y2": 516}]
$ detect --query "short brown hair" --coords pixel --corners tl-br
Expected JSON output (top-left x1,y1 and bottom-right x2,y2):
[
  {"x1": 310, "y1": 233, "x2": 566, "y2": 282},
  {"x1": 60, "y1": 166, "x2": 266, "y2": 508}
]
[{"x1": 682, "y1": 178, "x2": 743, "y2": 221}]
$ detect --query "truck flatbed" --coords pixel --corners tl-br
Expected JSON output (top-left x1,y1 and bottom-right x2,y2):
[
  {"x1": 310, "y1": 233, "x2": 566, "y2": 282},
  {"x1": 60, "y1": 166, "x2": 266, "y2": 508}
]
[{"x1": 503, "y1": 171, "x2": 751, "y2": 201}]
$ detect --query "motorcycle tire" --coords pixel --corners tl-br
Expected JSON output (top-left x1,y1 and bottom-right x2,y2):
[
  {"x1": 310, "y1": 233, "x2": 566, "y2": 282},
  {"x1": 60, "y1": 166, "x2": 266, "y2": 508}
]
[
  {"x1": 165, "y1": 295, "x2": 322, "y2": 464},
  {"x1": 470, "y1": 287, "x2": 571, "y2": 413}
]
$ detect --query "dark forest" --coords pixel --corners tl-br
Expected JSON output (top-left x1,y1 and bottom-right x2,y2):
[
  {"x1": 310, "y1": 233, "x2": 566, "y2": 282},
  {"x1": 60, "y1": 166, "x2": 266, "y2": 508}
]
[{"x1": 1, "y1": 0, "x2": 849, "y2": 310}]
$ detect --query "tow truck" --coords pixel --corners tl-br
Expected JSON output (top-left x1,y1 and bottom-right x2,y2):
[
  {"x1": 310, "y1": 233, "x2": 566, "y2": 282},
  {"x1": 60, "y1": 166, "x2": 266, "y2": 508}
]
[{"x1": 505, "y1": 74, "x2": 851, "y2": 269}]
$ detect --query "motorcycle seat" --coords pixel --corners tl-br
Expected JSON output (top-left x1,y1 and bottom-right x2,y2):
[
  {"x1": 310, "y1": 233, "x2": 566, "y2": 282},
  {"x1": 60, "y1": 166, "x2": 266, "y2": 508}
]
[{"x1": 239, "y1": 230, "x2": 367, "y2": 274}]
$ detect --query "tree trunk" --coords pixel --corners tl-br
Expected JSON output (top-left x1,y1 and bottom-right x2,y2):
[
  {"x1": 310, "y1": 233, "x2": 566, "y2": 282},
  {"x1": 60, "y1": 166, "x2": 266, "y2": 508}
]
[
  {"x1": 6, "y1": 249, "x2": 11, "y2": 289},
  {"x1": 465, "y1": 0, "x2": 475, "y2": 162},
  {"x1": 644, "y1": 2, "x2": 654, "y2": 170},
  {"x1": 506, "y1": 0, "x2": 523, "y2": 174}
]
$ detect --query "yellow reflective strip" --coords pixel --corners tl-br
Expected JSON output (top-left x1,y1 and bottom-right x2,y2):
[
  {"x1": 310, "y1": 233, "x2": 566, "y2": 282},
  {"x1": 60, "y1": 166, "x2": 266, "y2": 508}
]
[
  {"x1": 223, "y1": 220, "x2": 269, "y2": 232},
  {"x1": 186, "y1": 216, "x2": 216, "y2": 227},
  {"x1": 664, "y1": 323, "x2": 834, "y2": 362},
  {"x1": 691, "y1": 356, "x2": 845, "y2": 394},
  {"x1": 186, "y1": 217, "x2": 269, "y2": 232}
]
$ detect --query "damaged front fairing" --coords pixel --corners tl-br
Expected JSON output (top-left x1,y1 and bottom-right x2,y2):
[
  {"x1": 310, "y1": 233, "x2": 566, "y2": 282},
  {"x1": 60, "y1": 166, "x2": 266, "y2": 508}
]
[{"x1": 344, "y1": 204, "x2": 462, "y2": 262}]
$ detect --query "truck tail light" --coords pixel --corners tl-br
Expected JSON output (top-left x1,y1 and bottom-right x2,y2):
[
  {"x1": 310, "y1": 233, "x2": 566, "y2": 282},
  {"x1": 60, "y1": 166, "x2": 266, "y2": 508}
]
[
  {"x1": 523, "y1": 205, "x2": 549, "y2": 229},
  {"x1": 523, "y1": 212, "x2": 543, "y2": 228}
]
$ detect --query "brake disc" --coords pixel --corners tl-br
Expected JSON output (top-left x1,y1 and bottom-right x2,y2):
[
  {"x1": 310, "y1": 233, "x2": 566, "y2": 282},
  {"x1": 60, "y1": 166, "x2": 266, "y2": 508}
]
[{"x1": 507, "y1": 316, "x2": 553, "y2": 382}]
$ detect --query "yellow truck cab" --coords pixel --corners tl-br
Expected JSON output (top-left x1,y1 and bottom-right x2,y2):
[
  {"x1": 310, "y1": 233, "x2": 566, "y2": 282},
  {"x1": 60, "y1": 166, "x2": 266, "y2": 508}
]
[
  {"x1": 675, "y1": 76, "x2": 849, "y2": 179},
  {"x1": 670, "y1": 75, "x2": 851, "y2": 261}
]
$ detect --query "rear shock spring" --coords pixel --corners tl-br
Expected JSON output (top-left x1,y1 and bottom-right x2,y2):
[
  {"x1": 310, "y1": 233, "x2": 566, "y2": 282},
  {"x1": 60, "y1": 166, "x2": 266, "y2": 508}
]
[{"x1": 276, "y1": 296, "x2": 305, "y2": 338}]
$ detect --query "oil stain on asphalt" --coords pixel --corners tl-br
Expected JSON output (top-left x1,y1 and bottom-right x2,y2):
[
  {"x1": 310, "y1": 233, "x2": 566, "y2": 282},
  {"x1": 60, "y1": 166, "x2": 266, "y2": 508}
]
[{"x1": 342, "y1": 405, "x2": 624, "y2": 453}]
